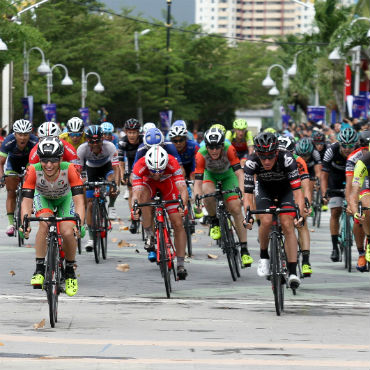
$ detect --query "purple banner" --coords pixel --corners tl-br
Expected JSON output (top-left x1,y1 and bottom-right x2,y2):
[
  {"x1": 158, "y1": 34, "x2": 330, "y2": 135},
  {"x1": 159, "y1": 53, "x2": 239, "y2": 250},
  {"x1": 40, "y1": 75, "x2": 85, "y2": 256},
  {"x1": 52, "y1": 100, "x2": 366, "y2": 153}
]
[
  {"x1": 280, "y1": 106, "x2": 291, "y2": 127},
  {"x1": 307, "y1": 106, "x2": 326, "y2": 124},
  {"x1": 22, "y1": 96, "x2": 34, "y2": 122},
  {"x1": 159, "y1": 110, "x2": 173, "y2": 134},
  {"x1": 42, "y1": 104, "x2": 57, "y2": 122},
  {"x1": 79, "y1": 107, "x2": 90, "y2": 126},
  {"x1": 352, "y1": 95, "x2": 368, "y2": 119}
]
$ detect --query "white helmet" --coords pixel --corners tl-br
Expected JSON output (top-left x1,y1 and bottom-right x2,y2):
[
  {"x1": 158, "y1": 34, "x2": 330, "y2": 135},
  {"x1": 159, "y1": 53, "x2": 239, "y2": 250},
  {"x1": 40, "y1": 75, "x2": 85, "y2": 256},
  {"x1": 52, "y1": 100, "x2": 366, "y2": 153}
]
[
  {"x1": 13, "y1": 119, "x2": 33, "y2": 134},
  {"x1": 168, "y1": 125, "x2": 187, "y2": 138},
  {"x1": 37, "y1": 121, "x2": 61, "y2": 138},
  {"x1": 67, "y1": 117, "x2": 84, "y2": 133},
  {"x1": 145, "y1": 145, "x2": 169, "y2": 172},
  {"x1": 142, "y1": 122, "x2": 156, "y2": 133}
]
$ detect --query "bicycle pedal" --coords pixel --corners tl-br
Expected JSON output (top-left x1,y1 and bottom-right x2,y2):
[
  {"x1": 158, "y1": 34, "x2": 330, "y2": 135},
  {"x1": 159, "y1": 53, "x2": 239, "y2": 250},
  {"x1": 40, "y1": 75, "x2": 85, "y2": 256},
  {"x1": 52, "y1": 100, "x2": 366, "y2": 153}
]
[
  {"x1": 32, "y1": 284, "x2": 42, "y2": 290},
  {"x1": 303, "y1": 273, "x2": 311, "y2": 278}
]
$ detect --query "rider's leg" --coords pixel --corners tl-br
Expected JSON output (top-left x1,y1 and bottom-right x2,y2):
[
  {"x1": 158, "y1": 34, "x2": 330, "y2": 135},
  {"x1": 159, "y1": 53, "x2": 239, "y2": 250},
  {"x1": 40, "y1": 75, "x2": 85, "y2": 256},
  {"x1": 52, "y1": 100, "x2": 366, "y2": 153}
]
[
  {"x1": 5, "y1": 176, "x2": 18, "y2": 232},
  {"x1": 202, "y1": 181, "x2": 216, "y2": 216},
  {"x1": 360, "y1": 193, "x2": 370, "y2": 262},
  {"x1": 329, "y1": 203, "x2": 342, "y2": 262}
]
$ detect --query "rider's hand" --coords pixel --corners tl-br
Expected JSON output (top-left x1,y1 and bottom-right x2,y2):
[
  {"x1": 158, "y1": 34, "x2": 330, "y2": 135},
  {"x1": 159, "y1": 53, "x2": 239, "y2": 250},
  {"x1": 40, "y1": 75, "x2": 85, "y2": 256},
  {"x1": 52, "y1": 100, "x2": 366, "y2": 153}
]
[
  {"x1": 19, "y1": 226, "x2": 31, "y2": 239},
  {"x1": 322, "y1": 195, "x2": 328, "y2": 205},
  {"x1": 354, "y1": 212, "x2": 365, "y2": 222},
  {"x1": 294, "y1": 216, "x2": 304, "y2": 228},
  {"x1": 121, "y1": 178, "x2": 127, "y2": 186},
  {"x1": 131, "y1": 208, "x2": 140, "y2": 221},
  {"x1": 243, "y1": 217, "x2": 254, "y2": 230},
  {"x1": 73, "y1": 225, "x2": 86, "y2": 239},
  {"x1": 178, "y1": 205, "x2": 187, "y2": 218}
]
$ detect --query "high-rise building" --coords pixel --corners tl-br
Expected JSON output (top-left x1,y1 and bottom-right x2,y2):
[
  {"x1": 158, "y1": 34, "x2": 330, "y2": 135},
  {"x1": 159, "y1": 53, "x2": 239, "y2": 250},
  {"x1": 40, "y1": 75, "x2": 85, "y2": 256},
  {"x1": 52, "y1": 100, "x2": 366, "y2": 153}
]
[{"x1": 195, "y1": 0, "x2": 316, "y2": 40}]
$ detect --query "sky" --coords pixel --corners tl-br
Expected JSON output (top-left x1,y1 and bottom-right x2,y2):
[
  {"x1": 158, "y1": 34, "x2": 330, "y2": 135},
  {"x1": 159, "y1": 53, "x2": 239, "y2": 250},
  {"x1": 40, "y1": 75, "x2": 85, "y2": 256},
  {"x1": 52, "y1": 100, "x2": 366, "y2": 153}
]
[{"x1": 102, "y1": 0, "x2": 195, "y2": 24}]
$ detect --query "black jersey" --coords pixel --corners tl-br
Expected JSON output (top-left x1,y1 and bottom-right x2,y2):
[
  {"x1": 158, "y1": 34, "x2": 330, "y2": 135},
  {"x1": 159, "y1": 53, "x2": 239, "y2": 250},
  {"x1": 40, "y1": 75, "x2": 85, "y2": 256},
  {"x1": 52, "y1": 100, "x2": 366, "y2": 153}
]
[{"x1": 118, "y1": 135, "x2": 143, "y2": 172}]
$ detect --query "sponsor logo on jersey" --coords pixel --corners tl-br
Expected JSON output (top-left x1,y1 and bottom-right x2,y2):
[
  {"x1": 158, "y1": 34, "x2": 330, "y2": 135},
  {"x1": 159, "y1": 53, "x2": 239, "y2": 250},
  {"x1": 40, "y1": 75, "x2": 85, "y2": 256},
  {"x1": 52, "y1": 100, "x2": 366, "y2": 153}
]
[{"x1": 284, "y1": 154, "x2": 293, "y2": 167}]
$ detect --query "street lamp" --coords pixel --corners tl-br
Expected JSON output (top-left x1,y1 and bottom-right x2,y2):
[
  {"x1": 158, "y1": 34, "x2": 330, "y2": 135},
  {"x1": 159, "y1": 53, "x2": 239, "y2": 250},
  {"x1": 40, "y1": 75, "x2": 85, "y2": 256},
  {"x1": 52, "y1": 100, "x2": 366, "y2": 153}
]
[
  {"x1": 23, "y1": 43, "x2": 51, "y2": 98},
  {"x1": 0, "y1": 38, "x2": 7, "y2": 51},
  {"x1": 134, "y1": 29, "x2": 151, "y2": 124},
  {"x1": 81, "y1": 68, "x2": 104, "y2": 108},
  {"x1": 164, "y1": 0, "x2": 172, "y2": 106},
  {"x1": 262, "y1": 64, "x2": 289, "y2": 94},
  {"x1": 46, "y1": 63, "x2": 73, "y2": 104}
]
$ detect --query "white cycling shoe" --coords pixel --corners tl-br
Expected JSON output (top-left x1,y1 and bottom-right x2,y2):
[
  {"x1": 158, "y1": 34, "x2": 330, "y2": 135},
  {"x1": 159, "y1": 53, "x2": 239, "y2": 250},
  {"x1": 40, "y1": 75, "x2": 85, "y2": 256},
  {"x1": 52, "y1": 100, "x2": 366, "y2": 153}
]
[
  {"x1": 288, "y1": 274, "x2": 301, "y2": 289},
  {"x1": 108, "y1": 207, "x2": 117, "y2": 220},
  {"x1": 257, "y1": 258, "x2": 270, "y2": 277}
]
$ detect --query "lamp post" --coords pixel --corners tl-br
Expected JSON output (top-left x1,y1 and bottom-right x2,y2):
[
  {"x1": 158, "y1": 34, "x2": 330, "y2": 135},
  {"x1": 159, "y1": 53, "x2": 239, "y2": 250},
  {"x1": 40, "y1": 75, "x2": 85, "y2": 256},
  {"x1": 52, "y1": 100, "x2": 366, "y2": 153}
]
[
  {"x1": 134, "y1": 29, "x2": 151, "y2": 124},
  {"x1": 81, "y1": 68, "x2": 104, "y2": 108},
  {"x1": 164, "y1": 0, "x2": 172, "y2": 106},
  {"x1": 23, "y1": 43, "x2": 51, "y2": 98},
  {"x1": 0, "y1": 38, "x2": 7, "y2": 51},
  {"x1": 262, "y1": 64, "x2": 289, "y2": 95},
  {"x1": 46, "y1": 63, "x2": 73, "y2": 104}
]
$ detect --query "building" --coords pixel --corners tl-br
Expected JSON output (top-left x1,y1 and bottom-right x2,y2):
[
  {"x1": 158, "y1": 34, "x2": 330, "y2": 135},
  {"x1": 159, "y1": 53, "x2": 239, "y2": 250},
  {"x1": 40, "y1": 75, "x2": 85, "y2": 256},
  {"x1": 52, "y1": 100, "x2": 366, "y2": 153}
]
[{"x1": 195, "y1": 0, "x2": 316, "y2": 40}]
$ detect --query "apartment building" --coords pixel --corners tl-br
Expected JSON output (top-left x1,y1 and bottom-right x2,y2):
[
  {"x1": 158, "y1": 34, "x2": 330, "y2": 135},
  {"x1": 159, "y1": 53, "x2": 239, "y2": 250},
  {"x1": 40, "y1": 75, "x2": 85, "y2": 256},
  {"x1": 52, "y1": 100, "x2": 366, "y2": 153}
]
[{"x1": 195, "y1": 0, "x2": 316, "y2": 39}]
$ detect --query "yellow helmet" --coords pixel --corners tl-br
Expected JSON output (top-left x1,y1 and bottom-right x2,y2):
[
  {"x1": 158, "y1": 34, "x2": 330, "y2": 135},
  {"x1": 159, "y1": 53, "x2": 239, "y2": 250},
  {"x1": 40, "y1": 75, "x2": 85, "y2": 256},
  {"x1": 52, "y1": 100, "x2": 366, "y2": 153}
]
[
  {"x1": 233, "y1": 119, "x2": 248, "y2": 130},
  {"x1": 210, "y1": 124, "x2": 226, "y2": 134},
  {"x1": 264, "y1": 127, "x2": 277, "y2": 134}
]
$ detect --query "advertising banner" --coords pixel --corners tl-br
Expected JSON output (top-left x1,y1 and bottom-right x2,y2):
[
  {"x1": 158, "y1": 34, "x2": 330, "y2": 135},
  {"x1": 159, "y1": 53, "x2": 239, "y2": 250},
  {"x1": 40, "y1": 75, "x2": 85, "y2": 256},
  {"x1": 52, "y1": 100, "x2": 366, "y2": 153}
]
[
  {"x1": 79, "y1": 107, "x2": 90, "y2": 126},
  {"x1": 21, "y1": 96, "x2": 34, "y2": 122},
  {"x1": 307, "y1": 106, "x2": 326, "y2": 124},
  {"x1": 345, "y1": 64, "x2": 352, "y2": 98},
  {"x1": 42, "y1": 103, "x2": 57, "y2": 122},
  {"x1": 159, "y1": 110, "x2": 173, "y2": 134},
  {"x1": 352, "y1": 95, "x2": 368, "y2": 119}
]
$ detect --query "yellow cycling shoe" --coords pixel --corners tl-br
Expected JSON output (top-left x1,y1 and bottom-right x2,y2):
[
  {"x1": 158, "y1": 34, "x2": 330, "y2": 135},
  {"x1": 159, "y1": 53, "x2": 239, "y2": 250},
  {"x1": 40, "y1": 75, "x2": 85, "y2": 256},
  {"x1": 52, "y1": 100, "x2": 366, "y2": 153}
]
[
  {"x1": 210, "y1": 225, "x2": 221, "y2": 240},
  {"x1": 241, "y1": 254, "x2": 253, "y2": 267},
  {"x1": 30, "y1": 273, "x2": 44, "y2": 286},
  {"x1": 365, "y1": 244, "x2": 370, "y2": 263},
  {"x1": 193, "y1": 206, "x2": 204, "y2": 219},
  {"x1": 65, "y1": 278, "x2": 78, "y2": 297},
  {"x1": 302, "y1": 264, "x2": 312, "y2": 276}
]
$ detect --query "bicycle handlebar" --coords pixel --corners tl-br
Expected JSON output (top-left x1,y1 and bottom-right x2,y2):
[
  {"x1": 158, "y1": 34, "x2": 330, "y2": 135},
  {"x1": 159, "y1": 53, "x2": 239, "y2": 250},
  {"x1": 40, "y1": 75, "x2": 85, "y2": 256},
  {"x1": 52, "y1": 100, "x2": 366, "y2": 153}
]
[
  {"x1": 23, "y1": 214, "x2": 81, "y2": 234},
  {"x1": 84, "y1": 180, "x2": 117, "y2": 190},
  {"x1": 195, "y1": 186, "x2": 242, "y2": 207},
  {"x1": 133, "y1": 194, "x2": 183, "y2": 210}
]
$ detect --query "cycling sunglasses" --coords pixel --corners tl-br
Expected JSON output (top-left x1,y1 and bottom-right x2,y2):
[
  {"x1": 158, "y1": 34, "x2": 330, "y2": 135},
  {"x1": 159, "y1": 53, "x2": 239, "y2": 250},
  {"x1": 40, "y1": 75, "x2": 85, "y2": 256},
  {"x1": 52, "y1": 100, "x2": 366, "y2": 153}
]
[
  {"x1": 340, "y1": 143, "x2": 355, "y2": 149},
  {"x1": 206, "y1": 145, "x2": 223, "y2": 150},
  {"x1": 69, "y1": 132, "x2": 82, "y2": 137},
  {"x1": 40, "y1": 157, "x2": 60, "y2": 163},
  {"x1": 257, "y1": 151, "x2": 276, "y2": 160},
  {"x1": 171, "y1": 138, "x2": 186, "y2": 144},
  {"x1": 88, "y1": 139, "x2": 102, "y2": 144}
]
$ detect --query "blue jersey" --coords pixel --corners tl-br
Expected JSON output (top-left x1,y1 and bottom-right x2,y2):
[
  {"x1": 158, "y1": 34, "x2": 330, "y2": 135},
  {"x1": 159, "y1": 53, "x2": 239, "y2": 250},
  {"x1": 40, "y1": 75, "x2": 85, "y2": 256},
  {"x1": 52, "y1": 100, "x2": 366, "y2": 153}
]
[
  {"x1": 177, "y1": 140, "x2": 199, "y2": 177},
  {"x1": 103, "y1": 133, "x2": 119, "y2": 149},
  {"x1": 134, "y1": 141, "x2": 182, "y2": 166}
]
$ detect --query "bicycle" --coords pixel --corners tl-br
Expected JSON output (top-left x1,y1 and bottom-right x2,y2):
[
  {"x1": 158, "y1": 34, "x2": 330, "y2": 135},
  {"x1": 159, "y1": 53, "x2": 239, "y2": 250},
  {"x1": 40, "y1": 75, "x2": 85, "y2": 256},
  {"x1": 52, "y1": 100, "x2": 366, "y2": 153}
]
[
  {"x1": 311, "y1": 178, "x2": 322, "y2": 228},
  {"x1": 184, "y1": 180, "x2": 197, "y2": 257},
  {"x1": 133, "y1": 193, "x2": 183, "y2": 298},
  {"x1": 196, "y1": 181, "x2": 242, "y2": 282},
  {"x1": 245, "y1": 203, "x2": 300, "y2": 316},
  {"x1": 23, "y1": 213, "x2": 81, "y2": 328},
  {"x1": 84, "y1": 180, "x2": 115, "y2": 264}
]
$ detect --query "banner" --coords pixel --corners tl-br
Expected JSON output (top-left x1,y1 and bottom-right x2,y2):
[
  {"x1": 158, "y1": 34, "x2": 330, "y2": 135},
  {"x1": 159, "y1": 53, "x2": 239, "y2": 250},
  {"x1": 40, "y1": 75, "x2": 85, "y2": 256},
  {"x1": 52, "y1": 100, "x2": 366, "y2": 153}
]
[
  {"x1": 21, "y1": 96, "x2": 34, "y2": 122},
  {"x1": 307, "y1": 106, "x2": 326, "y2": 124},
  {"x1": 41, "y1": 103, "x2": 57, "y2": 122},
  {"x1": 346, "y1": 95, "x2": 353, "y2": 118},
  {"x1": 344, "y1": 64, "x2": 352, "y2": 99},
  {"x1": 79, "y1": 107, "x2": 90, "y2": 126},
  {"x1": 352, "y1": 95, "x2": 368, "y2": 119},
  {"x1": 330, "y1": 110, "x2": 341, "y2": 124},
  {"x1": 159, "y1": 110, "x2": 173, "y2": 134}
]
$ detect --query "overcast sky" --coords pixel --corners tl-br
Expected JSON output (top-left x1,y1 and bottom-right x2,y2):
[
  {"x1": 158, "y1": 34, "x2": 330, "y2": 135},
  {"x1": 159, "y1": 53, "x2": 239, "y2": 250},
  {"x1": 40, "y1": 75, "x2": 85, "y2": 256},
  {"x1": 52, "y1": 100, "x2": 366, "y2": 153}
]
[{"x1": 103, "y1": 0, "x2": 195, "y2": 24}]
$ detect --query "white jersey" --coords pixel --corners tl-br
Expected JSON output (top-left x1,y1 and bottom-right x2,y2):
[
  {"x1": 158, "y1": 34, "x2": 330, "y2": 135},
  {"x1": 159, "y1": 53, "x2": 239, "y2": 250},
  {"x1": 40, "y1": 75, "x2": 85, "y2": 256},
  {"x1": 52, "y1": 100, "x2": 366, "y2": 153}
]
[{"x1": 77, "y1": 141, "x2": 119, "y2": 168}]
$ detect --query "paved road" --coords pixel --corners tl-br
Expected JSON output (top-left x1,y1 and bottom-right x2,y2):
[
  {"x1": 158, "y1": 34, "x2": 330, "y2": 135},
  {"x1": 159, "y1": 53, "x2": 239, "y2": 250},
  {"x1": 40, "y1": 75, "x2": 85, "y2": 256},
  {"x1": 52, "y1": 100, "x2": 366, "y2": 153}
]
[{"x1": 0, "y1": 188, "x2": 368, "y2": 369}]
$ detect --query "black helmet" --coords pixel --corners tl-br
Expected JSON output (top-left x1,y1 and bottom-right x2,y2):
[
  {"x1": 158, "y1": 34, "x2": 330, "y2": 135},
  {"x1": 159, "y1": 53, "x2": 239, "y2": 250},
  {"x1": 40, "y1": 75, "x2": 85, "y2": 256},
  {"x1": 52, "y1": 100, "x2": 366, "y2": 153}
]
[
  {"x1": 85, "y1": 125, "x2": 103, "y2": 141},
  {"x1": 312, "y1": 131, "x2": 325, "y2": 144},
  {"x1": 124, "y1": 118, "x2": 141, "y2": 131},
  {"x1": 359, "y1": 130, "x2": 370, "y2": 147},
  {"x1": 204, "y1": 127, "x2": 225, "y2": 146},
  {"x1": 37, "y1": 137, "x2": 64, "y2": 158},
  {"x1": 254, "y1": 132, "x2": 278, "y2": 153}
]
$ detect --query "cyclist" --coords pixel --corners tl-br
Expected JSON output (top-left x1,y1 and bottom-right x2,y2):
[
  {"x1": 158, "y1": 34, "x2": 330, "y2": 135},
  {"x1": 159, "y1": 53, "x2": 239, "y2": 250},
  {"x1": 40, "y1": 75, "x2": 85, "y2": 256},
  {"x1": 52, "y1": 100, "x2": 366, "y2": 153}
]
[
  {"x1": 29, "y1": 122, "x2": 79, "y2": 170},
  {"x1": 278, "y1": 135, "x2": 313, "y2": 276},
  {"x1": 193, "y1": 127, "x2": 253, "y2": 266},
  {"x1": 244, "y1": 132, "x2": 305, "y2": 288},
  {"x1": 20, "y1": 137, "x2": 85, "y2": 296},
  {"x1": 101, "y1": 122, "x2": 119, "y2": 149},
  {"x1": 199, "y1": 124, "x2": 231, "y2": 147},
  {"x1": 348, "y1": 147, "x2": 370, "y2": 264},
  {"x1": 0, "y1": 119, "x2": 38, "y2": 236},
  {"x1": 59, "y1": 117, "x2": 86, "y2": 150},
  {"x1": 225, "y1": 119, "x2": 254, "y2": 166},
  {"x1": 321, "y1": 127, "x2": 359, "y2": 262},
  {"x1": 77, "y1": 125, "x2": 120, "y2": 249},
  {"x1": 142, "y1": 122, "x2": 156, "y2": 133},
  {"x1": 166, "y1": 120, "x2": 195, "y2": 141},
  {"x1": 131, "y1": 145, "x2": 189, "y2": 279},
  {"x1": 312, "y1": 131, "x2": 329, "y2": 161}
]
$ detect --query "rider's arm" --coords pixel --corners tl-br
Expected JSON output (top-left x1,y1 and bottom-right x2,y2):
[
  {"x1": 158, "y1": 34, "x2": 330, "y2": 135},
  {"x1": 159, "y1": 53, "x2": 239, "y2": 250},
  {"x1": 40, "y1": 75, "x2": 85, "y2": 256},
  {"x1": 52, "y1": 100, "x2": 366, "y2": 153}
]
[
  {"x1": 234, "y1": 168, "x2": 244, "y2": 196},
  {"x1": 293, "y1": 187, "x2": 305, "y2": 217},
  {"x1": 21, "y1": 166, "x2": 36, "y2": 223},
  {"x1": 193, "y1": 151, "x2": 205, "y2": 199},
  {"x1": 72, "y1": 193, "x2": 85, "y2": 224},
  {"x1": 321, "y1": 171, "x2": 329, "y2": 198},
  {"x1": 0, "y1": 155, "x2": 6, "y2": 179},
  {"x1": 314, "y1": 163, "x2": 322, "y2": 181},
  {"x1": 348, "y1": 183, "x2": 361, "y2": 216},
  {"x1": 243, "y1": 192, "x2": 255, "y2": 212},
  {"x1": 68, "y1": 164, "x2": 85, "y2": 223}
]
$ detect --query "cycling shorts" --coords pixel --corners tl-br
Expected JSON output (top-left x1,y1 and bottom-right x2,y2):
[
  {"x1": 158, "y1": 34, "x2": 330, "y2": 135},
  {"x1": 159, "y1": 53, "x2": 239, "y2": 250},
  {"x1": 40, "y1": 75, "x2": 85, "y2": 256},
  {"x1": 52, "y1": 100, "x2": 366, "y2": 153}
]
[
  {"x1": 328, "y1": 196, "x2": 344, "y2": 209},
  {"x1": 203, "y1": 168, "x2": 239, "y2": 201},
  {"x1": 86, "y1": 162, "x2": 114, "y2": 198},
  {"x1": 33, "y1": 190, "x2": 75, "y2": 218},
  {"x1": 4, "y1": 156, "x2": 29, "y2": 175}
]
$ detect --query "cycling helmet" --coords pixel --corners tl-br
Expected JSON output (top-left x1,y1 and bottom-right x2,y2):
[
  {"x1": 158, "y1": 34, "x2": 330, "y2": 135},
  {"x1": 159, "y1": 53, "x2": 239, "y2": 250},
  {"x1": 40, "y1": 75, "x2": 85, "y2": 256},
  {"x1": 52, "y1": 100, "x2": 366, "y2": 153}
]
[
  {"x1": 85, "y1": 125, "x2": 103, "y2": 141},
  {"x1": 204, "y1": 127, "x2": 225, "y2": 146},
  {"x1": 254, "y1": 132, "x2": 278, "y2": 153},
  {"x1": 312, "y1": 131, "x2": 325, "y2": 144},
  {"x1": 67, "y1": 117, "x2": 84, "y2": 133},
  {"x1": 278, "y1": 135, "x2": 295, "y2": 153},
  {"x1": 143, "y1": 128, "x2": 164, "y2": 148},
  {"x1": 168, "y1": 125, "x2": 187, "y2": 138},
  {"x1": 263, "y1": 127, "x2": 277, "y2": 134},
  {"x1": 295, "y1": 138, "x2": 314, "y2": 156},
  {"x1": 13, "y1": 119, "x2": 32, "y2": 134},
  {"x1": 145, "y1": 145, "x2": 169, "y2": 173},
  {"x1": 173, "y1": 120, "x2": 187, "y2": 129},
  {"x1": 101, "y1": 122, "x2": 114, "y2": 134},
  {"x1": 37, "y1": 137, "x2": 64, "y2": 158},
  {"x1": 124, "y1": 118, "x2": 141, "y2": 131},
  {"x1": 37, "y1": 122, "x2": 61, "y2": 138},
  {"x1": 233, "y1": 119, "x2": 248, "y2": 130},
  {"x1": 337, "y1": 127, "x2": 359, "y2": 145},
  {"x1": 359, "y1": 130, "x2": 370, "y2": 147},
  {"x1": 210, "y1": 124, "x2": 226, "y2": 134},
  {"x1": 142, "y1": 122, "x2": 156, "y2": 133}
]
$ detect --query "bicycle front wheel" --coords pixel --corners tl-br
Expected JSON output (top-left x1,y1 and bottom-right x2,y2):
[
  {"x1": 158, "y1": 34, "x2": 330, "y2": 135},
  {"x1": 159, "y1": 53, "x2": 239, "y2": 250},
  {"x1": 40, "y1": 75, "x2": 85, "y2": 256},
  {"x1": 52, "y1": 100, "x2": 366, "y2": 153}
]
[
  {"x1": 270, "y1": 232, "x2": 283, "y2": 316},
  {"x1": 14, "y1": 191, "x2": 24, "y2": 247},
  {"x1": 184, "y1": 212, "x2": 193, "y2": 258},
  {"x1": 345, "y1": 215, "x2": 353, "y2": 272},
  {"x1": 101, "y1": 204, "x2": 109, "y2": 260},
  {"x1": 220, "y1": 214, "x2": 238, "y2": 281},
  {"x1": 92, "y1": 201, "x2": 102, "y2": 264},
  {"x1": 158, "y1": 223, "x2": 171, "y2": 298},
  {"x1": 46, "y1": 234, "x2": 60, "y2": 328}
]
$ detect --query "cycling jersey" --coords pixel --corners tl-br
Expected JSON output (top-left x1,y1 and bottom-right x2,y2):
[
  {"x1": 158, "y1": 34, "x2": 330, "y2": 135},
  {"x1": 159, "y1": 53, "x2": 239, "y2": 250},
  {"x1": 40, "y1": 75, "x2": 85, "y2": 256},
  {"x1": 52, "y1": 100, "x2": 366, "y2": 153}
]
[
  {"x1": 353, "y1": 152, "x2": 370, "y2": 188},
  {"x1": 118, "y1": 135, "x2": 143, "y2": 172},
  {"x1": 0, "y1": 133, "x2": 38, "y2": 174},
  {"x1": 294, "y1": 154, "x2": 309, "y2": 182},
  {"x1": 315, "y1": 142, "x2": 330, "y2": 162},
  {"x1": 29, "y1": 139, "x2": 79, "y2": 168},
  {"x1": 76, "y1": 141, "x2": 119, "y2": 168},
  {"x1": 345, "y1": 147, "x2": 367, "y2": 177},
  {"x1": 244, "y1": 151, "x2": 301, "y2": 194},
  {"x1": 225, "y1": 130, "x2": 254, "y2": 159},
  {"x1": 176, "y1": 139, "x2": 199, "y2": 178},
  {"x1": 304, "y1": 149, "x2": 321, "y2": 180},
  {"x1": 134, "y1": 141, "x2": 182, "y2": 166},
  {"x1": 59, "y1": 131, "x2": 87, "y2": 150}
]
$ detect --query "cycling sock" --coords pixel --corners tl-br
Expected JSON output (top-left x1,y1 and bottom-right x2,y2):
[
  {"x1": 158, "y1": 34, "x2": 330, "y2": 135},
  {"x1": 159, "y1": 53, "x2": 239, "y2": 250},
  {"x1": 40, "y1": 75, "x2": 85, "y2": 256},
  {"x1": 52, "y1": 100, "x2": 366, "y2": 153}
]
[
  {"x1": 302, "y1": 250, "x2": 310, "y2": 265},
  {"x1": 88, "y1": 227, "x2": 94, "y2": 240},
  {"x1": 288, "y1": 262, "x2": 297, "y2": 276},
  {"x1": 240, "y1": 242, "x2": 249, "y2": 255},
  {"x1": 108, "y1": 197, "x2": 116, "y2": 208},
  {"x1": 331, "y1": 235, "x2": 339, "y2": 251},
  {"x1": 35, "y1": 258, "x2": 45, "y2": 273},
  {"x1": 177, "y1": 256, "x2": 185, "y2": 267},
  {"x1": 65, "y1": 260, "x2": 76, "y2": 277},
  {"x1": 260, "y1": 249, "x2": 269, "y2": 259},
  {"x1": 7, "y1": 213, "x2": 14, "y2": 225}
]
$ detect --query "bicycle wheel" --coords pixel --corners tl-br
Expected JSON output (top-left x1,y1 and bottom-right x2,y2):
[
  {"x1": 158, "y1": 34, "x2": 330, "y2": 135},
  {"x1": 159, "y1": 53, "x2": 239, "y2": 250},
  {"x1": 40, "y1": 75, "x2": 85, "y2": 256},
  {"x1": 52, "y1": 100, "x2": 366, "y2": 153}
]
[
  {"x1": 229, "y1": 220, "x2": 241, "y2": 278},
  {"x1": 14, "y1": 190, "x2": 24, "y2": 247},
  {"x1": 270, "y1": 232, "x2": 283, "y2": 316},
  {"x1": 220, "y1": 214, "x2": 237, "y2": 281},
  {"x1": 158, "y1": 223, "x2": 171, "y2": 298},
  {"x1": 77, "y1": 237, "x2": 81, "y2": 255},
  {"x1": 345, "y1": 215, "x2": 353, "y2": 272},
  {"x1": 184, "y1": 212, "x2": 193, "y2": 257},
  {"x1": 92, "y1": 201, "x2": 102, "y2": 264},
  {"x1": 46, "y1": 234, "x2": 59, "y2": 328},
  {"x1": 101, "y1": 204, "x2": 109, "y2": 260}
]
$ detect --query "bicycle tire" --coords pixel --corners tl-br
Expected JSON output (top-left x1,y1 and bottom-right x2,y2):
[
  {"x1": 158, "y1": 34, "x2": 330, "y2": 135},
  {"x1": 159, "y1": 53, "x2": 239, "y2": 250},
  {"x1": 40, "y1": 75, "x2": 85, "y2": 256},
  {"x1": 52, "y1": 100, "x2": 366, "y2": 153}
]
[
  {"x1": 270, "y1": 232, "x2": 283, "y2": 316},
  {"x1": 297, "y1": 241, "x2": 303, "y2": 279},
  {"x1": 92, "y1": 200, "x2": 102, "y2": 264},
  {"x1": 101, "y1": 204, "x2": 109, "y2": 260},
  {"x1": 184, "y1": 213, "x2": 193, "y2": 257},
  {"x1": 15, "y1": 190, "x2": 24, "y2": 247},
  {"x1": 220, "y1": 214, "x2": 237, "y2": 281},
  {"x1": 317, "y1": 203, "x2": 322, "y2": 228},
  {"x1": 345, "y1": 215, "x2": 352, "y2": 272},
  {"x1": 77, "y1": 237, "x2": 81, "y2": 255},
  {"x1": 229, "y1": 220, "x2": 241, "y2": 278},
  {"x1": 158, "y1": 223, "x2": 171, "y2": 298},
  {"x1": 46, "y1": 234, "x2": 59, "y2": 328}
]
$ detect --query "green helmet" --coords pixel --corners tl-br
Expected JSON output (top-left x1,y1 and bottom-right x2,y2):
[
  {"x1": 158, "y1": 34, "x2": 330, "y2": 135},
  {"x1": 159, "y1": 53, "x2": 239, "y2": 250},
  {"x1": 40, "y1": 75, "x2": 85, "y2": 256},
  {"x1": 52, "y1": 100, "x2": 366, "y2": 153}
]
[
  {"x1": 210, "y1": 124, "x2": 226, "y2": 134},
  {"x1": 338, "y1": 127, "x2": 359, "y2": 145},
  {"x1": 264, "y1": 127, "x2": 277, "y2": 134},
  {"x1": 295, "y1": 138, "x2": 314, "y2": 156},
  {"x1": 233, "y1": 119, "x2": 248, "y2": 130}
]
